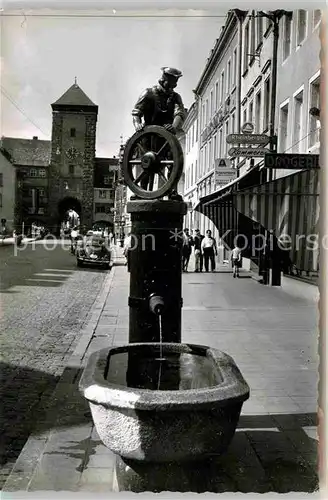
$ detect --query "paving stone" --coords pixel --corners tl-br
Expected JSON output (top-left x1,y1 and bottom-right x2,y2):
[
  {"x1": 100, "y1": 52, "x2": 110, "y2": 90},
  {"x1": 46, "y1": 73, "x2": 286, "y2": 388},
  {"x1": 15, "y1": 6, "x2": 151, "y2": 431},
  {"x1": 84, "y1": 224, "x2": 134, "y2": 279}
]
[
  {"x1": 79, "y1": 467, "x2": 115, "y2": 491},
  {"x1": 85, "y1": 451, "x2": 116, "y2": 469}
]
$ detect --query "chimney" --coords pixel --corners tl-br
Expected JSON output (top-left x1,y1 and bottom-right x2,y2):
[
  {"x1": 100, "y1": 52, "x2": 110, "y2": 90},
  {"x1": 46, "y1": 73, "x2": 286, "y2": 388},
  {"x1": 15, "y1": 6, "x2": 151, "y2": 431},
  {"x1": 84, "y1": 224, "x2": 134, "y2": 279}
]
[{"x1": 33, "y1": 136, "x2": 38, "y2": 140}]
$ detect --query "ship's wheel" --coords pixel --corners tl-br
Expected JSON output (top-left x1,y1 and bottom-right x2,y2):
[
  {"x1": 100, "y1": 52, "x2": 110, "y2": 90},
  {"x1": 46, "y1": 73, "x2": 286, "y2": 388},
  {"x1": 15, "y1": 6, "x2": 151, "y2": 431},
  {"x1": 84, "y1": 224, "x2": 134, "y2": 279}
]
[{"x1": 122, "y1": 125, "x2": 184, "y2": 200}]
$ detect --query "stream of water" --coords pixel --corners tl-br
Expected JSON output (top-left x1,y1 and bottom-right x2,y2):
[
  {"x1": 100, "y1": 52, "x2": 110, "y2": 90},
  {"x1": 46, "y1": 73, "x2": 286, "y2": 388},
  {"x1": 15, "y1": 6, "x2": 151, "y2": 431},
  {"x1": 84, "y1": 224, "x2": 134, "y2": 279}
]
[{"x1": 157, "y1": 313, "x2": 163, "y2": 389}]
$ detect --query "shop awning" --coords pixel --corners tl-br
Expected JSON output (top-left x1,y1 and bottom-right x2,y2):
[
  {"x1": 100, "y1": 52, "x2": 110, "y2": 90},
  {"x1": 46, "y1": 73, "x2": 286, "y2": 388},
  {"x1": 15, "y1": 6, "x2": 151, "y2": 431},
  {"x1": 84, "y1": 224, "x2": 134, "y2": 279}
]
[
  {"x1": 235, "y1": 169, "x2": 320, "y2": 271},
  {"x1": 235, "y1": 169, "x2": 319, "y2": 232},
  {"x1": 193, "y1": 166, "x2": 262, "y2": 245},
  {"x1": 194, "y1": 167, "x2": 257, "y2": 212}
]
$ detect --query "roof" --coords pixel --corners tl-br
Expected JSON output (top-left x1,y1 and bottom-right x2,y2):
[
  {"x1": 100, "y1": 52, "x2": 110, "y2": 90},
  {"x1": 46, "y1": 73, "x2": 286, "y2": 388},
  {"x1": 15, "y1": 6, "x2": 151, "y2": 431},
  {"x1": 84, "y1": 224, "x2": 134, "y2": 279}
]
[
  {"x1": 52, "y1": 83, "x2": 97, "y2": 107},
  {"x1": 0, "y1": 136, "x2": 51, "y2": 166},
  {"x1": 194, "y1": 11, "x2": 241, "y2": 95}
]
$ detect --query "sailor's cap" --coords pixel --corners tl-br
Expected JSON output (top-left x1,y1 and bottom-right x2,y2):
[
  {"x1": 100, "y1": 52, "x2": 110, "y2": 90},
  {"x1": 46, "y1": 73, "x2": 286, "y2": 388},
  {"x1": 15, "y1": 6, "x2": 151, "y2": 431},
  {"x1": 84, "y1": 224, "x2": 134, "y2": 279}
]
[{"x1": 161, "y1": 67, "x2": 183, "y2": 78}]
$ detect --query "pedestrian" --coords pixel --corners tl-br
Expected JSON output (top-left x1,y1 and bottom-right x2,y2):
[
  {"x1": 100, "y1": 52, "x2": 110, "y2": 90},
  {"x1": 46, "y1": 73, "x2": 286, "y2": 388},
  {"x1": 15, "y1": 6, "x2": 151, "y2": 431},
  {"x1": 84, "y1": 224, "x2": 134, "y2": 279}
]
[
  {"x1": 182, "y1": 228, "x2": 193, "y2": 272},
  {"x1": 201, "y1": 229, "x2": 217, "y2": 272},
  {"x1": 193, "y1": 229, "x2": 204, "y2": 272},
  {"x1": 231, "y1": 244, "x2": 242, "y2": 278}
]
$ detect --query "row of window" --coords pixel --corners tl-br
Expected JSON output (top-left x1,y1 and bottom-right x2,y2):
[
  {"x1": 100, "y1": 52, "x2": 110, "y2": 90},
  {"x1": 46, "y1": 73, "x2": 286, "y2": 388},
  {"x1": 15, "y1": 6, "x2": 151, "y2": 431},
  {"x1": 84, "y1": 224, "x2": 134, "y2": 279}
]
[
  {"x1": 25, "y1": 188, "x2": 47, "y2": 197},
  {"x1": 97, "y1": 189, "x2": 115, "y2": 199},
  {"x1": 198, "y1": 175, "x2": 215, "y2": 199},
  {"x1": 279, "y1": 74, "x2": 320, "y2": 153},
  {"x1": 242, "y1": 77, "x2": 271, "y2": 133},
  {"x1": 243, "y1": 12, "x2": 271, "y2": 74},
  {"x1": 185, "y1": 119, "x2": 198, "y2": 154},
  {"x1": 94, "y1": 203, "x2": 114, "y2": 214},
  {"x1": 27, "y1": 207, "x2": 46, "y2": 215},
  {"x1": 243, "y1": 10, "x2": 321, "y2": 74},
  {"x1": 186, "y1": 75, "x2": 320, "y2": 192},
  {"x1": 28, "y1": 168, "x2": 47, "y2": 177},
  {"x1": 186, "y1": 111, "x2": 235, "y2": 190},
  {"x1": 200, "y1": 48, "x2": 238, "y2": 132},
  {"x1": 282, "y1": 10, "x2": 322, "y2": 62}
]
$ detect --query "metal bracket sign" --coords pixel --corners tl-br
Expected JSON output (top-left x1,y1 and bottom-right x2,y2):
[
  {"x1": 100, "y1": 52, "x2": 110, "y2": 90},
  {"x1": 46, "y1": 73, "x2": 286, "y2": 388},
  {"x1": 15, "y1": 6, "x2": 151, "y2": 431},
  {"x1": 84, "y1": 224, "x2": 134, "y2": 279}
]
[
  {"x1": 214, "y1": 158, "x2": 237, "y2": 186},
  {"x1": 241, "y1": 122, "x2": 254, "y2": 134},
  {"x1": 226, "y1": 133, "x2": 270, "y2": 145},
  {"x1": 228, "y1": 147, "x2": 270, "y2": 158},
  {"x1": 264, "y1": 153, "x2": 320, "y2": 169}
]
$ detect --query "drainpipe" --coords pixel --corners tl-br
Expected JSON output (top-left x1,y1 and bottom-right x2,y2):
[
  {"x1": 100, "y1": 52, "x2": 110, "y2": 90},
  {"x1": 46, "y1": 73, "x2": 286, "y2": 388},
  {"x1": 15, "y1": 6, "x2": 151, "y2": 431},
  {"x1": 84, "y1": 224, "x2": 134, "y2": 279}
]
[
  {"x1": 259, "y1": 10, "x2": 287, "y2": 182},
  {"x1": 232, "y1": 9, "x2": 247, "y2": 249},
  {"x1": 233, "y1": 9, "x2": 247, "y2": 178},
  {"x1": 268, "y1": 15, "x2": 279, "y2": 182}
]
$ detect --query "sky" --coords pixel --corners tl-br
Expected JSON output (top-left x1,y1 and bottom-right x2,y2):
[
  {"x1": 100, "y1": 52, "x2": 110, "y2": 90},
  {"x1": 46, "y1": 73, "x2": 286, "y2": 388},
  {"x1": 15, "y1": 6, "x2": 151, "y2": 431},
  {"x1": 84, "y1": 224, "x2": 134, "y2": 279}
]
[{"x1": 0, "y1": 7, "x2": 227, "y2": 157}]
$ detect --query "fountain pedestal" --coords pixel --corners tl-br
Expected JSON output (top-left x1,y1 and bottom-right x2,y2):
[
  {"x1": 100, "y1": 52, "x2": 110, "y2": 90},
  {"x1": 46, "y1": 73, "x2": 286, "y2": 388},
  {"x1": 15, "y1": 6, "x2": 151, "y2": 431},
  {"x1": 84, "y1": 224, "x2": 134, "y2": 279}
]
[{"x1": 127, "y1": 199, "x2": 187, "y2": 343}]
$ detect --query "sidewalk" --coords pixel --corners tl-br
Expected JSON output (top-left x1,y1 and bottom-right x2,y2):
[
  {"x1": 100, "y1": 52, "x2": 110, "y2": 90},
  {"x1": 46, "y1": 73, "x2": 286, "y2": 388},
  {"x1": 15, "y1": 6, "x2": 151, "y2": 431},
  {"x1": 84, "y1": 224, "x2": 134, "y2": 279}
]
[{"x1": 2, "y1": 247, "x2": 319, "y2": 493}]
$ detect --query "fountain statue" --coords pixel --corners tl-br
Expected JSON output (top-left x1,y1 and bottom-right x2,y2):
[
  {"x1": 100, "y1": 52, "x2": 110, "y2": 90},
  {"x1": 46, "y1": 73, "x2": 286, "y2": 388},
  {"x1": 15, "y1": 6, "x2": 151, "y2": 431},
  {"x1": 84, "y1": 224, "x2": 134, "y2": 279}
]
[{"x1": 79, "y1": 67, "x2": 250, "y2": 492}]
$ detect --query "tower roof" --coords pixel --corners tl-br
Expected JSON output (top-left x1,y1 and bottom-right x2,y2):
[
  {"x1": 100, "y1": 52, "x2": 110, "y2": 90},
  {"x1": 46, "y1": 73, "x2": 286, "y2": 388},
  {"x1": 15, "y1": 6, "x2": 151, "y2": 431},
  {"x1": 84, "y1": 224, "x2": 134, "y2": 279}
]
[{"x1": 52, "y1": 81, "x2": 97, "y2": 107}]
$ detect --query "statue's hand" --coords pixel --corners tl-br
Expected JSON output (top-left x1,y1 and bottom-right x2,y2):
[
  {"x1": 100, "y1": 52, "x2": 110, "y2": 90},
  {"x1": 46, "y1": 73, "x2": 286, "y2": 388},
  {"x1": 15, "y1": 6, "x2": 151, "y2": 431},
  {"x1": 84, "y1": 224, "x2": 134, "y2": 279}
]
[
  {"x1": 164, "y1": 124, "x2": 176, "y2": 135},
  {"x1": 135, "y1": 122, "x2": 144, "y2": 132},
  {"x1": 133, "y1": 116, "x2": 144, "y2": 132}
]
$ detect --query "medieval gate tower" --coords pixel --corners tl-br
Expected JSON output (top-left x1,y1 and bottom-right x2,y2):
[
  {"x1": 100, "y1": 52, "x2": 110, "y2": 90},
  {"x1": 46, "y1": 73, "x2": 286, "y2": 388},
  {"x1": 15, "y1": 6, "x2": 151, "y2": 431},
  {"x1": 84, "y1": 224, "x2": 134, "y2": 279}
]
[{"x1": 48, "y1": 80, "x2": 98, "y2": 232}]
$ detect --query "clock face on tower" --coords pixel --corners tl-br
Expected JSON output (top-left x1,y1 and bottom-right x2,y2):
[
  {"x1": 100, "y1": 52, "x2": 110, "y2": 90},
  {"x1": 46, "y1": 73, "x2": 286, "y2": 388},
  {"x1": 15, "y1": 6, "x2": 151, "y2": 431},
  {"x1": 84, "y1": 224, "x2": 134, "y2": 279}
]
[{"x1": 66, "y1": 147, "x2": 79, "y2": 160}]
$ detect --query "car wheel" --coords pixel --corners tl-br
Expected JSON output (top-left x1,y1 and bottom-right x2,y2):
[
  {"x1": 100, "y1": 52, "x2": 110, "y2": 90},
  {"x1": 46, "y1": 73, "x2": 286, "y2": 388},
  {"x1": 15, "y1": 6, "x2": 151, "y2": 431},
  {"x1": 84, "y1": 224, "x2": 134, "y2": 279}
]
[{"x1": 77, "y1": 260, "x2": 83, "y2": 267}]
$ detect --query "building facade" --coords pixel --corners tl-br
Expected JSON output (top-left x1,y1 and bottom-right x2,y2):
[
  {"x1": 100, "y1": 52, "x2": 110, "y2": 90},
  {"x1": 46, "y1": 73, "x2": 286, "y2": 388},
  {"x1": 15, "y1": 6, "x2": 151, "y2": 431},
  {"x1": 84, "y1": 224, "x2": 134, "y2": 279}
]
[
  {"x1": 0, "y1": 148, "x2": 16, "y2": 233},
  {"x1": 239, "y1": 11, "x2": 276, "y2": 174},
  {"x1": 1, "y1": 136, "x2": 51, "y2": 230},
  {"x1": 1, "y1": 81, "x2": 118, "y2": 235},
  {"x1": 275, "y1": 10, "x2": 321, "y2": 161},
  {"x1": 93, "y1": 157, "x2": 119, "y2": 227},
  {"x1": 186, "y1": 9, "x2": 321, "y2": 279},
  {"x1": 181, "y1": 101, "x2": 198, "y2": 230},
  {"x1": 181, "y1": 10, "x2": 244, "y2": 254}
]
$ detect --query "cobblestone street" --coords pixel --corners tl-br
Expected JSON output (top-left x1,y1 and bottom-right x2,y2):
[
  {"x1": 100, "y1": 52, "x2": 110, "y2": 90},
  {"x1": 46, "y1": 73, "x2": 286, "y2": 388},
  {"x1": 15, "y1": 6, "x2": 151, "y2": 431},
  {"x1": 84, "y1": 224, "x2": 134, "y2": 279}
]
[{"x1": 0, "y1": 240, "x2": 110, "y2": 487}]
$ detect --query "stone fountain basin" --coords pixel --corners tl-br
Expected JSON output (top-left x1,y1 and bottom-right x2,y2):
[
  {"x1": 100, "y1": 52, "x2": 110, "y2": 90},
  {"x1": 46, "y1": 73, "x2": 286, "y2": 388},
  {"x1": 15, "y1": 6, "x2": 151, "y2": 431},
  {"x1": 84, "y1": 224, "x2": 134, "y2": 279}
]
[{"x1": 79, "y1": 343, "x2": 250, "y2": 463}]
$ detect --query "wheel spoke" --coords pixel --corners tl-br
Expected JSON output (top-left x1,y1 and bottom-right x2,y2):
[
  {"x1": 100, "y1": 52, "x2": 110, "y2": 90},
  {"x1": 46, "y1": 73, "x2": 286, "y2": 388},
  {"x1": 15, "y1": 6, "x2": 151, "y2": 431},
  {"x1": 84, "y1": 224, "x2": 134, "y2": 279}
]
[
  {"x1": 159, "y1": 160, "x2": 174, "y2": 164},
  {"x1": 148, "y1": 173, "x2": 155, "y2": 190},
  {"x1": 158, "y1": 171, "x2": 168, "y2": 183},
  {"x1": 129, "y1": 159, "x2": 142, "y2": 164},
  {"x1": 156, "y1": 141, "x2": 168, "y2": 156},
  {"x1": 137, "y1": 142, "x2": 147, "y2": 155},
  {"x1": 135, "y1": 171, "x2": 148, "y2": 184}
]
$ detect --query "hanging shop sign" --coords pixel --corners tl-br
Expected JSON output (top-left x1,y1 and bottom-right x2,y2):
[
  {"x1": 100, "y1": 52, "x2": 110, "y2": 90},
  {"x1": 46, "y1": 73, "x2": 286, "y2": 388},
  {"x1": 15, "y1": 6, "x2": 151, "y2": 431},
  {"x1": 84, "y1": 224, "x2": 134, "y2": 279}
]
[
  {"x1": 264, "y1": 153, "x2": 320, "y2": 169},
  {"x1": 228, "y1": 147, "x2": 270, "y2": 158},
  {"x1": 226, "y1": 133, "x2": 270, "y2": 145}
]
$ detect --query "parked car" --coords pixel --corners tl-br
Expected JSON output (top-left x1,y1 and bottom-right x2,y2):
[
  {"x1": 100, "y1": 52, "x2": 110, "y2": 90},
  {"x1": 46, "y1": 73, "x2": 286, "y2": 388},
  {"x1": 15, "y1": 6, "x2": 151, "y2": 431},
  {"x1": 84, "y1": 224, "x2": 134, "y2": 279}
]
[{"x1": 76, "y1": 236, "x2": 112, "y2": 269}]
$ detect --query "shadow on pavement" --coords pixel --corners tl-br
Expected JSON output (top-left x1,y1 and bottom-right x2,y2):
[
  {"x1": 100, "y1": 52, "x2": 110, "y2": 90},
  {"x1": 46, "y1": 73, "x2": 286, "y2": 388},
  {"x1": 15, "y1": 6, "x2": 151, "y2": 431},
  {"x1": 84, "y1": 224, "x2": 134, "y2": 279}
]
[{"x1": 0, "y1": 362, "x2": 60, "y2": 474}]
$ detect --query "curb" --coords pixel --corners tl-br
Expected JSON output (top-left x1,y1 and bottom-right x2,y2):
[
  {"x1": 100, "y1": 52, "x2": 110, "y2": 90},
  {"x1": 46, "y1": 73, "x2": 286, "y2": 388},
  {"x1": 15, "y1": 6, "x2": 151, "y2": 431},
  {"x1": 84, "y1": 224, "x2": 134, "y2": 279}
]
[{"x1": 71, "y1": 266, "x2": 116, "y2": 363}]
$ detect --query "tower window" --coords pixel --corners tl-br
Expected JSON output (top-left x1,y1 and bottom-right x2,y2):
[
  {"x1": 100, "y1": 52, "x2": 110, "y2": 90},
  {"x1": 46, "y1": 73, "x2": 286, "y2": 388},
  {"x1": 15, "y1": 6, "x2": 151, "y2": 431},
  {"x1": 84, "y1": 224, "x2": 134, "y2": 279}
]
[
  {"x1": 69, "y1": 165, "x2": 75, "y2": 175},
  {"x1": 70, "y1": 128, "x2": 76, "y2": 137}
]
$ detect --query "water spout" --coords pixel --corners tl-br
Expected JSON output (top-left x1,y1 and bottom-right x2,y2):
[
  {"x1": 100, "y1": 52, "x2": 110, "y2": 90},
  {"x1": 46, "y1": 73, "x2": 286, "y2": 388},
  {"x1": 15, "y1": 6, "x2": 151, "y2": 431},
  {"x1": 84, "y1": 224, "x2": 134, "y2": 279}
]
[{"x1": 149, "y1": 294, "x2": 165, "y2": 316}]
